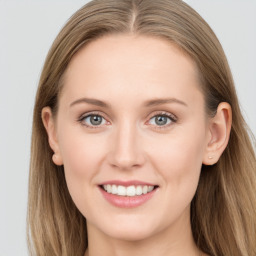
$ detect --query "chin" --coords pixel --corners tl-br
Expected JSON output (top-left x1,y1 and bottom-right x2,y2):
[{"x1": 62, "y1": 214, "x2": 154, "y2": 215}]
[
  {"x1": 105, "y1": 226, "x2": 156, "y2": 242},
  {"x1": 93, "y1": 214, "x2": 162, "y2": 242}
]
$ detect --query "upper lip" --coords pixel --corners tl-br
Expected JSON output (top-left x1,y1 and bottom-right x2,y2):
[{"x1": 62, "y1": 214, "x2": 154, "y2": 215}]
[{"x1": 100, "y1": 180, "x2": 157, "y2": 186}]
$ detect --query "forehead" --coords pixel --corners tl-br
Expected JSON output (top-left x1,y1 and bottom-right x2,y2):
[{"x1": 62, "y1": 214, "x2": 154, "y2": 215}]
[{"x1": 60, "y1": 34, "x2": 203, "y2": 108}]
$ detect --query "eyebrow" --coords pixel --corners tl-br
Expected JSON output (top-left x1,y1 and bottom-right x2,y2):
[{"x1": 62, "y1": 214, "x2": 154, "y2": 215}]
[
  {"x1": 143, "y1": 98, "x2": 187, "y2": 107},
  {"x1": 70, "y1": 98, "x2": 109, "y2": 108},
  {"x1": 70, "y1": 97, "x2": 188, "y2": 108}
]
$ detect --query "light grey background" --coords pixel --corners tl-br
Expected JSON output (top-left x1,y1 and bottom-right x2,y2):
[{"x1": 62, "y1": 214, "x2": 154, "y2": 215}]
[{"x1": 0, "y1": 1, "x2": 255, "y2": 255}]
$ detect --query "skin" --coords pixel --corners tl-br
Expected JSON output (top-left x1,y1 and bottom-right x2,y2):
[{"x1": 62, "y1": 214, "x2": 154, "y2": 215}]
[{"x1": 42, "y1": 34, "x2": 231, "y2": 256}]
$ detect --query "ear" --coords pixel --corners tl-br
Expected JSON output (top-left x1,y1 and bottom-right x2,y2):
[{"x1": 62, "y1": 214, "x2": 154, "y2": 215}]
[
  {"x1": 41, "y1": 107, "x2": 63, "y2": 166},
  {"x1": 203, "y1": 102, "x2": 232, "y2": 165}
]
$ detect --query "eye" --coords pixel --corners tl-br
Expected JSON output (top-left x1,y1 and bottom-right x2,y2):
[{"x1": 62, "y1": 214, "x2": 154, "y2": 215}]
[
  {"x1": 148, "y1": 112, "x2": 177, "y2": 129},
  {"x1": 78, "y1": 111, "x2": 177, "y2": 130},
  {"x1": 78, "y1": 112, "x2": 108, "y2": 129}
]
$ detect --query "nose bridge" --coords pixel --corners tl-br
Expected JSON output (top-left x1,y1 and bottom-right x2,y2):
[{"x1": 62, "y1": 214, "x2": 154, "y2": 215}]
[{"x1": 109, "y1": 118, "x2": 144, "y2": 170}]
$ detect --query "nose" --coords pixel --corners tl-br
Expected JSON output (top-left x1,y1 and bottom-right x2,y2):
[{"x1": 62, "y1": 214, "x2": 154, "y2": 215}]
[{"x1": 107, "y1": 121, "x2": 145, "y2": 170}]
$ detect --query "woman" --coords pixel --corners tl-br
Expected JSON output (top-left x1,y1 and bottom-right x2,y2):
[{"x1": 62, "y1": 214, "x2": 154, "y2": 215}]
[{"x1": 27, "y1": 0, "x2": 256, "y2": 255}]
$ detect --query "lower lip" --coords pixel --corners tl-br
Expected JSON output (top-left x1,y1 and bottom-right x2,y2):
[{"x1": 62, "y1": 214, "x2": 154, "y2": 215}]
[{"x1": 99, "y1": 187, "x2": 157, "y2": 208}]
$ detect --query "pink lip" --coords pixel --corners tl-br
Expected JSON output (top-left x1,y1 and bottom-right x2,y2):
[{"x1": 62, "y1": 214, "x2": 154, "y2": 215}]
[
  {"x1": 100, "y1": 180, "x2": 155, "y2": 186},
  {"x1": 99, "y1": 184, "x2": 158, "y2": 208}
]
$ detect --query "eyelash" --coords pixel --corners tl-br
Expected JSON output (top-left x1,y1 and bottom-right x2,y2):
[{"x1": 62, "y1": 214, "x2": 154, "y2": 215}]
[{"x1": 77, "y1": 111, "x2": 177, "y2": 130}]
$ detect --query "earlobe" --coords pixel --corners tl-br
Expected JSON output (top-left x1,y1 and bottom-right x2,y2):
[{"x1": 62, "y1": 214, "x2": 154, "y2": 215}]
[
  {"x1": 52, "y1": 153, "x2": 63, "y2": 166},
  {"x1": 41, "y1": 107, "x2": 63, "y2": 166},
  {"x1": 203, "y1": 102, "x2": 232, "y2": 165}
]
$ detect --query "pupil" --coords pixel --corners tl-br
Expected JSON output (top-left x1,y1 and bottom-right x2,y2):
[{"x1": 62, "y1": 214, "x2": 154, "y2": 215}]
[
  {"x1": 156, "y1": 116, "x2": 167, "y2": 126},
  {"x1": 90, "y1": 115, "x2": 102, "y2": 125}
]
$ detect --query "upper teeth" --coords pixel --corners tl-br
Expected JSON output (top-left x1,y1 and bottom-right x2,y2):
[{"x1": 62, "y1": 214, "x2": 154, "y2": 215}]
[{"x1": 103, "y1": 185, "x2": 154, "y2": 196}]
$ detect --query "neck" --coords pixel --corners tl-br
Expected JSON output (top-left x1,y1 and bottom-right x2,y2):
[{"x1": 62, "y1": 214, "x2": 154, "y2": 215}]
[{"x1": 84, "y1": 209, "x2": 202, "y2": 256}]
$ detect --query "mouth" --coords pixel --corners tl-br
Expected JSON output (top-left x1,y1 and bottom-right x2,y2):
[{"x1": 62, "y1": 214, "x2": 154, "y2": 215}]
[
  {"x1": 100, "y1": 184, "x2": 158, "y2": 197},
  {"x1": 98, "y1": 182, "x2": 159, "y2": 208}
]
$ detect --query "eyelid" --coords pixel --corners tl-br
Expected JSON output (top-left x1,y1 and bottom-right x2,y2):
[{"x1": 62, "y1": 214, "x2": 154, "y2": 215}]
[
  {"x1": 146, "y1": 111, "x2": 177, "y2": 130},
  {"x1": 77, "y1": 111, "x2": 110, "y2": 129},
  {"x1": 77, "y1": 110, "x2": 177, "y2": 130},
  {"x1": 147, "y1": 111, "x2": 177, "y2": 121}
]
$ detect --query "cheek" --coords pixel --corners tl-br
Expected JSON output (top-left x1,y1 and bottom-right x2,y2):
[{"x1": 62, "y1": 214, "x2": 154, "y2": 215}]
[
  {"x1": 150, "y1": 124, "x2": 206, "y2": 190},
  {"x1": 148, "y1": 130, "x2": 206, "y2": 223},
  {"x1": 57, "y1": 129, "x2": 107, "y2": 206},
  {"x1": 59, "y1": 131, "x2": 105, "y2": 177},
  {"x1": 58, "y1": 131, "x2": 109, "y2": 220}
]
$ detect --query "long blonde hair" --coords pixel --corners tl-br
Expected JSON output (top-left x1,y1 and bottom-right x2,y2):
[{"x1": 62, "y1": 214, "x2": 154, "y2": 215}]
[{"x1": 27, "y1": 0, "x2": 256, "y2": 255}]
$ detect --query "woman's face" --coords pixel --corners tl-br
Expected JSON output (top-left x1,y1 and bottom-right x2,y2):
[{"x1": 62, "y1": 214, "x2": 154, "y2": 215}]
[{"x1": 51, "y1": 35, "x2": 211, "y2": 241}]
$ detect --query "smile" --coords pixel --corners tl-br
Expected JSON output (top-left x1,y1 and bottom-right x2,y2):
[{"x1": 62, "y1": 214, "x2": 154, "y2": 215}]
[
  {"x1": 99, "y1": 182, "x2": 159, "y2": 208},
  {"x1": 102, "y1": 184, "x2": 155, "y2": 196}
]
